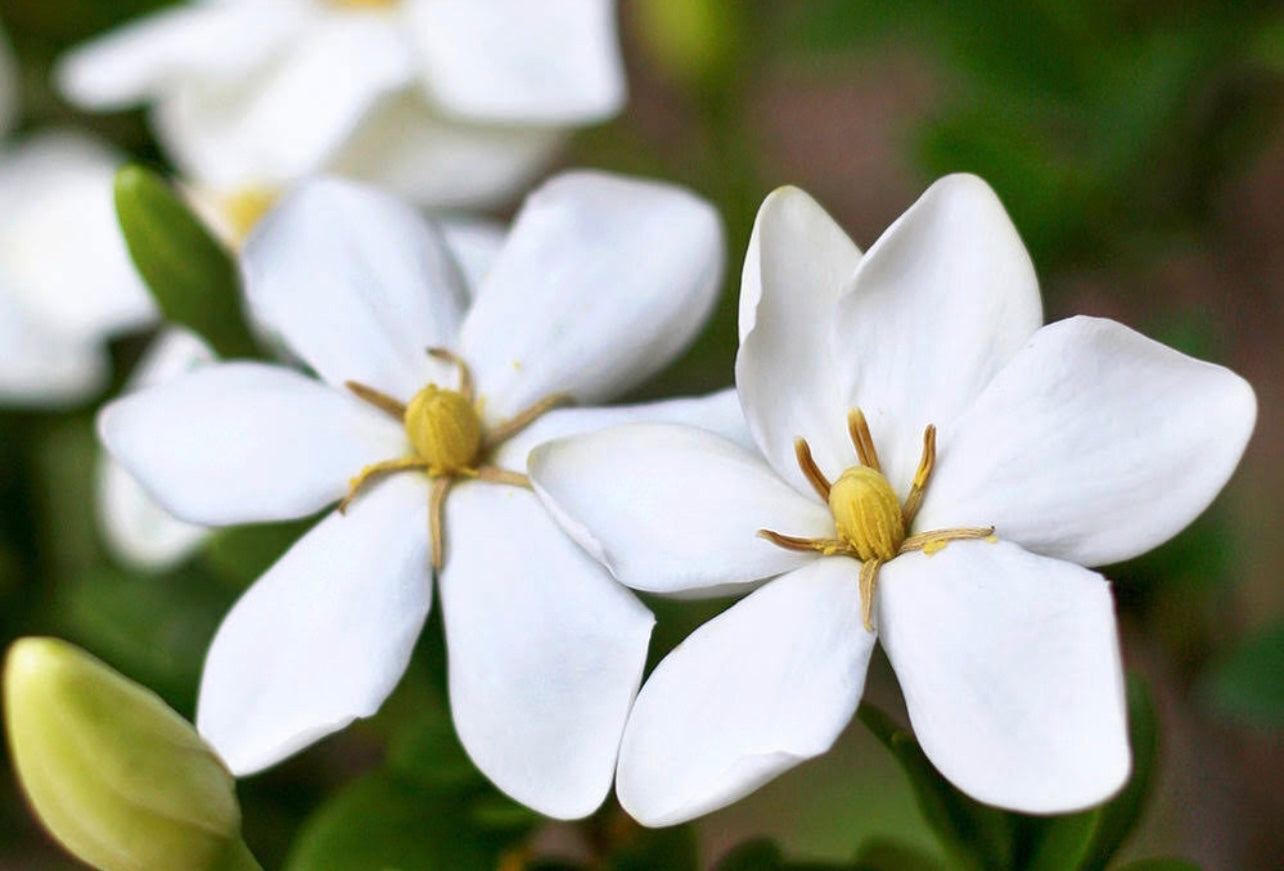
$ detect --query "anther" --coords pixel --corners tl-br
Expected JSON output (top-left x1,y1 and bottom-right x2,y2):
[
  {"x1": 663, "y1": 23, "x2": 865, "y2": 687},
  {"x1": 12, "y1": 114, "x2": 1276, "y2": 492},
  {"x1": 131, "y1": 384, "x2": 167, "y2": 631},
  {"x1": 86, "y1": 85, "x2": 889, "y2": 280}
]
[
  {"x1": 847, "y1": 409, "x2": 882, "y2": 472},
  {"x1": 794, "y1": 438, "x2": 831, "y2": 501}
]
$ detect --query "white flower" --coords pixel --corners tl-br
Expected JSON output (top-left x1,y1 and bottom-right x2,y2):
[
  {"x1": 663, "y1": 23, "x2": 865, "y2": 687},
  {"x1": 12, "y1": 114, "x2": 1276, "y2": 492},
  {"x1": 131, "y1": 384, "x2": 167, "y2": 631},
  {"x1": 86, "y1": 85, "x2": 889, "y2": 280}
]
[
  {"x1": 96, "y1": 217, "x2": 505, "y2": 571},
  {"x1": 57, "y1": 0, "x2": 626, "y2": 209},
  {"x1": 528, "y1": 175, "x2": 1257, "y2": 825},
  {"x1": 98, "y1": 171, "x2": 739, "y2": 819},
  {"x1": 0, "y1": 133, "x2": 155, "y2": 405}
]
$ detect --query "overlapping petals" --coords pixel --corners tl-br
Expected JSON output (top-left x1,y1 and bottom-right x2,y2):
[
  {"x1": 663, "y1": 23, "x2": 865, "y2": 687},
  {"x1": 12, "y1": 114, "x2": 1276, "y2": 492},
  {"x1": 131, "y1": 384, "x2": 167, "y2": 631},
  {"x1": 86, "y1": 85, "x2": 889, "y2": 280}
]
[
  {"x1": 531, "y1": 173, "x2": 1255, "y2": 823},
  {"x1": 531, "y1": 424, "x2": 830, "y2": 594}
]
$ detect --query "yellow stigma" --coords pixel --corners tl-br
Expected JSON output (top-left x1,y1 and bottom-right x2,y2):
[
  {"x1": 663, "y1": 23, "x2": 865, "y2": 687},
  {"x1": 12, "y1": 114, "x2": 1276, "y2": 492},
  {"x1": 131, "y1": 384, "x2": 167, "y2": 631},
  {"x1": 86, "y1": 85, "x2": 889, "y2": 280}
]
[
  {"x1": 828, "y1": 465, "x2": 905, "y2": 561},
  {"x1": 404, "y1": 385, "x2": 482, "y2": 475}
]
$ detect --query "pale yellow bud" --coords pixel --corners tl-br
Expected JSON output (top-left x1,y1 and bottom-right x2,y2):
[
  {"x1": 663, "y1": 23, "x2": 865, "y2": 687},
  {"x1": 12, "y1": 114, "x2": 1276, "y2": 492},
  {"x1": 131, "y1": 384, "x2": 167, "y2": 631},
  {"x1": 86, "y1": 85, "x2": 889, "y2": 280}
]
[
  {"x1": 404, "y1": 385, "x2": 482, "y2": 474},
  {"x1": 4, "y1": 638, "x2": 260, "y2": 871},
  {"x1": 828, "y1": 466, "x2": 905, "y2": 561}
]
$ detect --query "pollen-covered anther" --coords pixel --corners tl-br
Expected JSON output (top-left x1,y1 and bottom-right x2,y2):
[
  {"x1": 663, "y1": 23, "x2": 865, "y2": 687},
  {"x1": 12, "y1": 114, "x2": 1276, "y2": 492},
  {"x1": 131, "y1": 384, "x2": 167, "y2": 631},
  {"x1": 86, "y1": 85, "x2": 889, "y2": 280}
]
[
  {"x1": 404, "y1": 385, "x2": 482, "y2": 475},
  {"x1": 759, "y1": 406, "x2": 997, "y2": 633},
  {"x1": 828, "y1": 466, "x2": 905, "y2": 561}
]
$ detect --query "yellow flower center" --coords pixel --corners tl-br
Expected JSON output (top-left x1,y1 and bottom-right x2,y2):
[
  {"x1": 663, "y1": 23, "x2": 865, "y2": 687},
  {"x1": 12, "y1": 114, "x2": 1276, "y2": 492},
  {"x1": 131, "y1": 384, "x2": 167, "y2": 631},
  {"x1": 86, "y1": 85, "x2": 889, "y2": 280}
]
[
  {"x1": 828, "y1": 465, "x2": 905, "y2": 561},
  {"x1": 404, "y1": 385, "x2": 482, "y2": 475},
  {"x1": 219, "y1": 186, "x2": 279, "y2": 245},
  {"x1": 761, "y1": 409, "x2": 994, "y2": 632},
  {"x1": 340, "y1": 349, "x2": 569, "y2": 570}
]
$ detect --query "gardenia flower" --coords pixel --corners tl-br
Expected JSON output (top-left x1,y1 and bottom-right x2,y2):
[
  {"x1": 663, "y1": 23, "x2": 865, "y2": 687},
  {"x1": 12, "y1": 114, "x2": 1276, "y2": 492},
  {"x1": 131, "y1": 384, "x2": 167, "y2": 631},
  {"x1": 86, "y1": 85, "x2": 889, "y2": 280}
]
[
  {"x1": 96, "y1": 220, "x2": 504, "y2": 571},
  {"x1": 529, "y1": 175, "x2": 1257, "y2": 825},
  {"x1": 99, "y1": 171, "x2": 739, "y2": 819},
  {"x1": 57, "y1": 0, "x2": 626, "y2": 210},
  {"x1": 0, "y1": 132, "x2": 155, "y2": 405}
]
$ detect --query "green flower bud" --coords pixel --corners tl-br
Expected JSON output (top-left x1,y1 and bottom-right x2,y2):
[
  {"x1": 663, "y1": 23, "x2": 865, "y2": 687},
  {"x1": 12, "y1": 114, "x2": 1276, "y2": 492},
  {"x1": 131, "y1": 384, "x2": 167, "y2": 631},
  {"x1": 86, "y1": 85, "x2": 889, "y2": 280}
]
[{"x1": 4, "y1": 637, "x2": 261, "y2": 871}]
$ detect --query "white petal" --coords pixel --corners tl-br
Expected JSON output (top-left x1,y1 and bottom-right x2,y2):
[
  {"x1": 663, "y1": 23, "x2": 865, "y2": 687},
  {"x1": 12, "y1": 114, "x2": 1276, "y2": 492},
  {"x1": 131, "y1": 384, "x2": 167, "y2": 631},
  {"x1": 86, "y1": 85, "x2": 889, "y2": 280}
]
[
  {"x1": 616, "y1": 557, "x2": 874, "y2": 826},
  {"x1": 440, "y1": 483, "x2": 652, "y2": 819},
  {"x1": 878, "y1": 539, "x2": 1129, "y2": 813},
  {"x1": 97, "y1": 330, "x2": 215, "y2": 569},
  {"x1": 55, "y1": 1, "x2": 302, "y2": 109},
  {"x1": 530, "y1": 424, "x2": 831, "y2": 595},
  {"x1": 437, "y1": 217, "x2": 507, "y2": 296},
  {"x1": 405, "y1": 0, "x2": 624, "y2": 123},
  {"x1": 736, "y1": 186, "x2": 863, "y2": 493},
  {"x1": 492, "y1": 387, "x2": 754, "y2": 470},
  {"x1": 98, "y1": 362, "x2": 407, "y2": 526},
  {"x1": 461, "y1": 171, "x2": 724, "y2": 421},
  {"x1": 0, "y1": 133, "x2": 155, "y2": 341},
  {"x1": 153, "y1": 12, "x2": 412, "y2": 188},
  {"x1": 834, "y1": 174, "x2": 1043, "y2": 488},
  {"x1": 331, "y1": 93, "x2": 565, "y2": 210},
  {"x1": 198, "y1": 474, "x2": 431, "y2": 775},
  {"x1": 0, "y1": 293, "x2": 106, "y2": 406},
  {"x1": 917, "y1": 316, "x2": 1257, "y2": 567},
  {"x1": 243, "y1": 177, "x2": 468, "y2": 400}
]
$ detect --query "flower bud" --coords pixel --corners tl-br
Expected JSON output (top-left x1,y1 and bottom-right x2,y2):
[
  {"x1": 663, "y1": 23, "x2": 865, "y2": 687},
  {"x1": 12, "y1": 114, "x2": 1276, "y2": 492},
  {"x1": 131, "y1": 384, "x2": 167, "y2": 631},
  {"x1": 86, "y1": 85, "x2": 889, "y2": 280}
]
[{"x1": 4, "y1": 637, "x2": 259, "y2": 871}]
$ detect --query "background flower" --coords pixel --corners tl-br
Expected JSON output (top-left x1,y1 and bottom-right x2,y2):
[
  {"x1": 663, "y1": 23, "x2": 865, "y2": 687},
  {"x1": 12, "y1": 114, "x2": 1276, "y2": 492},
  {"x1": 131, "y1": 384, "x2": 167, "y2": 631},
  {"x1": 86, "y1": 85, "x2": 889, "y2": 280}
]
[{"x1": 56, "y1": 0, "x2": 626, "y2": 209}]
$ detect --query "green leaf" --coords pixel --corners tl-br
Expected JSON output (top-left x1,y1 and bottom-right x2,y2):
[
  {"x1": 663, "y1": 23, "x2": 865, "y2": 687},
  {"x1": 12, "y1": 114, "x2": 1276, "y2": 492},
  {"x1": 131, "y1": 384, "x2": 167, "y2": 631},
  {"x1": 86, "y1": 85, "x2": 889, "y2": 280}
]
[
  {"x1": 713, "y1": 839, "x2": 786, "y2": 871},
  {"x1": 858, "y1": 703, "x2": 1013, "y2": 871},
  {"x1": 1206, "y1": 620, "x2": 1284, "y2": 728},
  {"x1": 52, "y1": 566, "x2": 235, "y2": 715},
  {"x1": 201, "y1": 518, "x2": 316, "y2": 592},
  {"x1": 1080, "y1": 675, "x2": 1160, "y2": 871},
  {"x1": 1011, "y1": 809, "x2": 1099, "y2": 871},
  {"x1": 284, "y1": 773, "x2": 515, "y2": 871},
  {"x1": 1113, "y1": 860, "x2": 1202, "y2": 871},
  {"x1": 853, "y1": 837, "x2": 947, "y2": 871},
  {"x1": 113, "y1": 165, "x2": 260, "y2": 359},
  {"x1": 608, "y1": 822, "x2": 699, "y2": 871}
]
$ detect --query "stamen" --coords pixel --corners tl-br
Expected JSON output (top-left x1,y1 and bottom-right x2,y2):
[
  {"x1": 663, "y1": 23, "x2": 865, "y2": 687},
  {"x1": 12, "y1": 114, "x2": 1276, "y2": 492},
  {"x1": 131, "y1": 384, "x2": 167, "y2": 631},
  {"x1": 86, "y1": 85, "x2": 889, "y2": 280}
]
[
  {"x1": 899, "y1": 526, "x2": 994, "y2": 554},
  {"x1": 847, "y1": 409, "x2": 882, "y2": 472},
  {"x1": 793, "y1": 438, "x2": 831, "y2": 501},
  {"x1": 339, "y1": 457, "x2": 430, "y2": 513},
  {"x1": 900, "y1": 424, "x2": 936, "y2": 527},
  {"x1": 477, "y1": 466, "x2": 531, "y2": 488},
  {"x1": 756, "y1": 529, "x2": 846, "y2": 555},
  {"x1": 859, "y1": 558, "x2": 881, "y2": 632},
  {"x1": 484, "y1": 393, "x2": 572, "y2": 447},
  {"x1": 426, "y1": 347, "x2": 474, "y2": 403},
  {"x1": 346, "y1": 381, "x2": 406, "y2": 420},
  {"x1": 429, "y1": 476, "x2": 452, "y2": 571}
]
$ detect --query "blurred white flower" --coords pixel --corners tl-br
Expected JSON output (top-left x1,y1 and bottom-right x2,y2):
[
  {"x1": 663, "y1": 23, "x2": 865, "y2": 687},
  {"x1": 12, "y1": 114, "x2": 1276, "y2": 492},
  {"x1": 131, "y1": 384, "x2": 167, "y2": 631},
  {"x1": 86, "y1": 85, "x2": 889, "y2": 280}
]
[
  {"x1": 99, "y1": 172, "x2": 739, "y2": 819},
  {"x1": 529, "y1": 175, "x2": 1258, "y2": 825},
  {"x1": 58, "y1": 0, "x2": 626, "y2": 209},
  {"x1": 0, "y1": 133, "x2": 154, "y2": 406}
]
